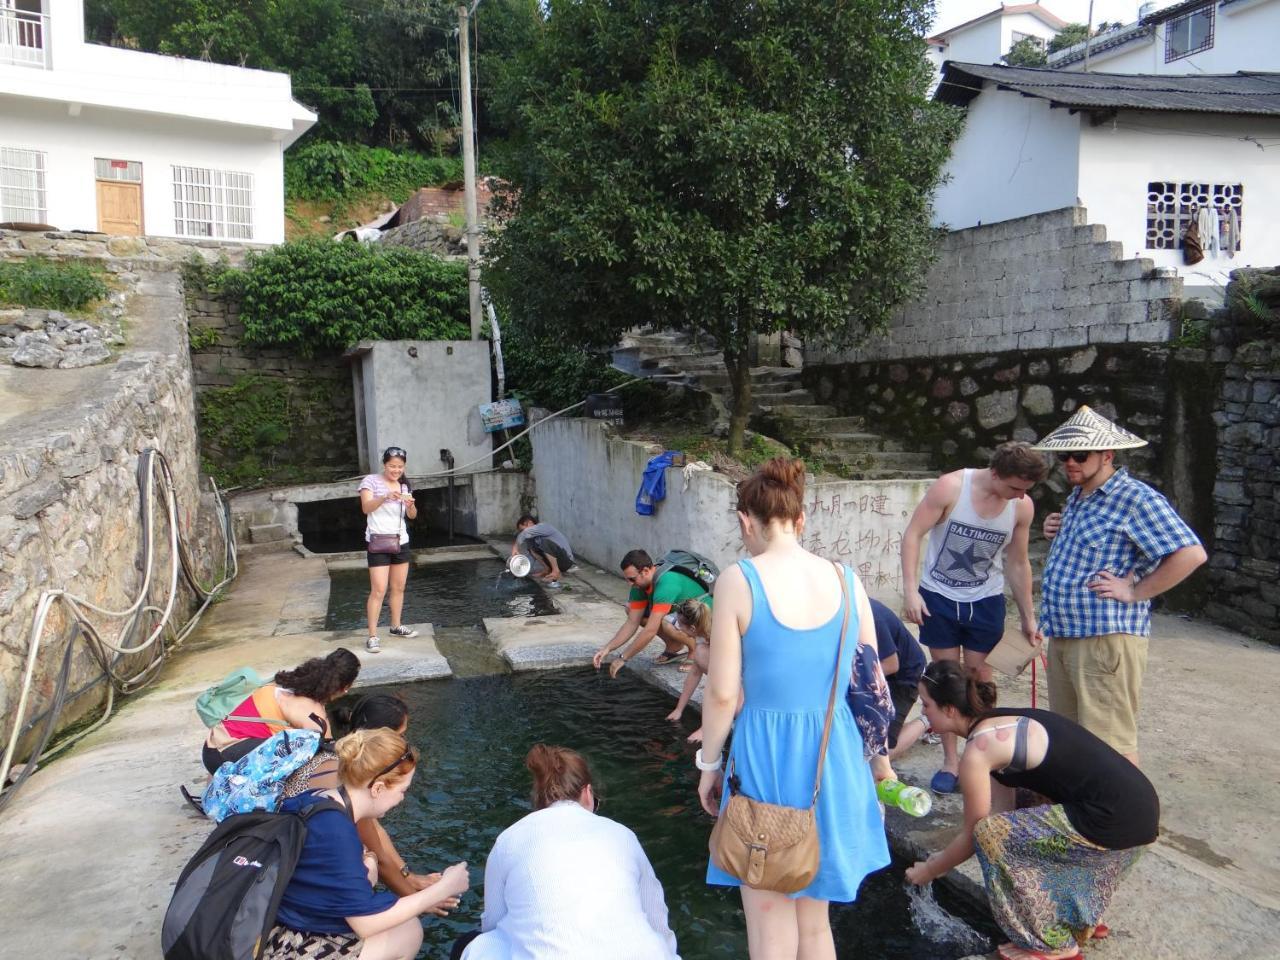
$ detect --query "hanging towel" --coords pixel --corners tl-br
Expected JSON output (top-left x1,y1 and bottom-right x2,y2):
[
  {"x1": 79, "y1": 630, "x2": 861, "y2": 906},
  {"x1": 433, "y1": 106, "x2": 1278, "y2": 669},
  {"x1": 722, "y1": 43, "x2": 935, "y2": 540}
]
[
  {"x1": 681, "y1": 460, "x2": 712, "y2": 492},
  {"x1": 1196, "y1": 206, "x2": 1220, "y2": 258},
  {"x1": 636, "y1": 451, "x2": 679, "y2": 516},
  {"x1": 1182, "y1": 221, "x2": 1205, "y2": 266},
  {"x1": 1227, "y1": 208, "x2": 1239, "y2": 258}
]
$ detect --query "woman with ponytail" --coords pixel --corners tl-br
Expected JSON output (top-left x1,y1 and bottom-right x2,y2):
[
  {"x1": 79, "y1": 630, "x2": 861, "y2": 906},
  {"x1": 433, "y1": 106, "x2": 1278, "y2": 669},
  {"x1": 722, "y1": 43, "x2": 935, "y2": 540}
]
[
  {"x1": 906, "y1": 660, "x2": 1159, "y2": 960},
  {"x1": 697, "y1": 457, "x2": 891, "y2": 958},
  {"x1": 263, "y1": 728, "x2": 470, "y2": 960},
  {"x1": 453, "y1": 744, "x2": 678, "y2": 960},
  {"x1": 202, "y1": 648, "x2": 361, "y2": 774}
]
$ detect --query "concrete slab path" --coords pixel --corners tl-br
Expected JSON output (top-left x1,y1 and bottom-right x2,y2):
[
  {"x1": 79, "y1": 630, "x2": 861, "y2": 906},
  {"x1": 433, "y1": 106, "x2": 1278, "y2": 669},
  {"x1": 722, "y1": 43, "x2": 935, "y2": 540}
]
[{"x1": 0, "y1": 547, "x2": 1276, "y2": 959}]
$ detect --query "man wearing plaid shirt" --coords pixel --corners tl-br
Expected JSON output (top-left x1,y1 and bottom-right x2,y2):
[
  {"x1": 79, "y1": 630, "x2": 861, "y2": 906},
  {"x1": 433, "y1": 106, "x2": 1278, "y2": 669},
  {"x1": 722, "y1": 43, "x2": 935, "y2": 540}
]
[{"x1": 1036, "y1": 406, "x2": 1206, "y2": 764}]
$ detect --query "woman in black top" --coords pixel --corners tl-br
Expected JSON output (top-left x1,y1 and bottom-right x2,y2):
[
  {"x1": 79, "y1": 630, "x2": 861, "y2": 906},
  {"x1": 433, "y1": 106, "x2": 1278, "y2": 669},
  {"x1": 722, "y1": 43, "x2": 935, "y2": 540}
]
[{"x1": 904, "y1": 660, "x2": 1159, "y2": 960}]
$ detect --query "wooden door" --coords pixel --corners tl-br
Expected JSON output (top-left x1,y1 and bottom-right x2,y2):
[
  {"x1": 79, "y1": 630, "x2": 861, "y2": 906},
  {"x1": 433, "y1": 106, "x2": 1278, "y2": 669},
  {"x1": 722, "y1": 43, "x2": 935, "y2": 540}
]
[{"x1": 96, "y1": 181, "x2": 142, "y2": 235}]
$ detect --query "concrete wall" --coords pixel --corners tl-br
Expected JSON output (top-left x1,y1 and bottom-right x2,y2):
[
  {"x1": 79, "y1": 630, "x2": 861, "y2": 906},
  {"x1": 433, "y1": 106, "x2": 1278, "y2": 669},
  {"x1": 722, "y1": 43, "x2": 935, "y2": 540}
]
[
  {"x1": 809, "y1": 207, "x2": 1183, "y2": 365},
  {"x1": 934, "y1": 90, "x2": 1080, "y2": 232},
  {"x1": 1077, "y1": 110, "x2": 1280, "y2": 283},
  {"x1": 530, "y1": 418, "x2": 929, "y2": 606},
  {"x1": 0, "y1": 265, "x2": 223, "y2": 753},
  {"x1": 350, "y1": 340, "x2": 492, "y2": 476}
]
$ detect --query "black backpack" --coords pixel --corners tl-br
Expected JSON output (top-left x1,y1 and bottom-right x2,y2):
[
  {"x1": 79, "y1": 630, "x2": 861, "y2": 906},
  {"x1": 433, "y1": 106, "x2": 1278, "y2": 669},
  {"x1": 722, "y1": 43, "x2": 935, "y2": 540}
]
[
  {"x1": 654, "y1": 549, "x2": 719, "y2": 594},
  {"x1": 161, "y1": 791, "x2": 350, "y2": 960}
]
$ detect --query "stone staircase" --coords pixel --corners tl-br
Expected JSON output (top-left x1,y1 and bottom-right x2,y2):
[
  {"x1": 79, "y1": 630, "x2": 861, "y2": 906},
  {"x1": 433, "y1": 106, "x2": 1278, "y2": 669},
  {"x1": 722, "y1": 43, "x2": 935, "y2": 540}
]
[{"x1": 612, "y1": 330, "x2": 936, "y2": 480}]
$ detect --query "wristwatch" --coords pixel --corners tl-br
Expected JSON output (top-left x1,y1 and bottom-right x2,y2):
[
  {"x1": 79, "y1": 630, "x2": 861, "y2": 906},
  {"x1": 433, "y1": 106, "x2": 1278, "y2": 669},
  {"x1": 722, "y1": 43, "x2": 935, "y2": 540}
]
[{"x1": 400, "y1": 864, "x2": 412, "y2": 879}]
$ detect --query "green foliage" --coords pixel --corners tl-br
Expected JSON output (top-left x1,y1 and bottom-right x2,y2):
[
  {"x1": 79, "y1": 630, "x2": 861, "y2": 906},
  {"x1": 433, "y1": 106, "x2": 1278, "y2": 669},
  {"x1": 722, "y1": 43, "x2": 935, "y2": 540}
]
[
  {"x1": 197, "y1": 374, "x2": 351, "y2": 487},
  {"x1": 1004, "y1": 37, "x2": 1048, "y2": 66},
  {"x1": 0, "y1": 257, "x2": 109, "y2": 310},
  {"x1": 285, "y1": 142, "x2": 464, "y2": 202},
  {"x1": 229, "y1": 241, "x2": 468, "y2": 353},
  {"x1": 188, "y1": 325, "x2": 222, "y2": 351},
  {"x1": 502, "y1": 321, "x2": 631, "y2": 412},
  {"x1": 1048, "y1": 23, "x2": 1092, "y2": 53},
  {"x1": 1172, "y1": 318, "x2": 1210, "y2": 348},
  {"x1": 486, "y1": 0, "x2": 960, "y2": 451}
]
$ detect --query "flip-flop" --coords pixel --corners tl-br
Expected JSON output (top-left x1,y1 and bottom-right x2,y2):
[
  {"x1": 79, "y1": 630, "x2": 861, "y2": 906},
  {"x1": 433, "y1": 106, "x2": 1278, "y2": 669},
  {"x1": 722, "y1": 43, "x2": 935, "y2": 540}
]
[
  {"x1": 655, "y1": 650, "x2": 689, "y2": 666},
  {"x1": 1089, "y1": 924, "x2": 1110, "y2": 940},
  {"x1": 930, "y1": 770, "x2": 960, "y2": 793},
  {"x1": 996, "y1": 945, "x2": 1082, "y2": 960}
]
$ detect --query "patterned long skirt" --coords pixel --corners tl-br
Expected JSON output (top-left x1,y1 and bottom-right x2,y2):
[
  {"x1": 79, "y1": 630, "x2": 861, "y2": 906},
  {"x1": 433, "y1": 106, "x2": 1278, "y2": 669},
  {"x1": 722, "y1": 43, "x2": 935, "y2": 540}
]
[
  {"x1": 973, "y1": 804, "x2": 1143, "y2": 953},
  {"x1": 259, "y1": 925, "x2": 363, "y2": 960}
]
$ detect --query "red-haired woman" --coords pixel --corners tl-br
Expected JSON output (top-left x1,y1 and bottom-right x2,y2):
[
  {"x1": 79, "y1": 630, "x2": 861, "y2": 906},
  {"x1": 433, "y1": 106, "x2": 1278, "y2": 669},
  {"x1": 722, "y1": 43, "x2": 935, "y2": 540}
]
[
  {"x1": 453, "y1": 744, "x2": 679, "y2": 960},
  {"x1": 697, "y1": 457, "x2": 891, "y2": 959}
]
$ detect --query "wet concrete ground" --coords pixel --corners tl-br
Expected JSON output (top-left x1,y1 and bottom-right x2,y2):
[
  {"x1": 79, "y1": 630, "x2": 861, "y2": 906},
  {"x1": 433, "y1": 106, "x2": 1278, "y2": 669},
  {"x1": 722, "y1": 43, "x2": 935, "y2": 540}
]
[{"x1": 0, "y1": 546, "x2": 1276, "y2": 959}]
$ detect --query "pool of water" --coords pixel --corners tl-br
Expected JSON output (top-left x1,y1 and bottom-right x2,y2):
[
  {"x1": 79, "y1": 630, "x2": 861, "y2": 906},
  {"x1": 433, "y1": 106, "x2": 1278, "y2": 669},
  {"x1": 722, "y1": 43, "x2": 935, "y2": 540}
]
[
  {"x1": 365, "y1": 669, "x2": 998, "y2": 959},
  {"x1": 325, "y1": 558, "x2": 559, "y2": 629}
]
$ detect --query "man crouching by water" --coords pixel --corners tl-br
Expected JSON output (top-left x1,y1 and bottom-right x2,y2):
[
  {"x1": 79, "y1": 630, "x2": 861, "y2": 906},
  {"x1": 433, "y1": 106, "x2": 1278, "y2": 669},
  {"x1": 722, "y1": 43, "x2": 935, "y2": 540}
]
[
  {"x1": 593, "y1": 549, "x2": 708, "y2": 678},
  {"x1": 512, "y1": 514, "x2": 576, "y2": 588}
]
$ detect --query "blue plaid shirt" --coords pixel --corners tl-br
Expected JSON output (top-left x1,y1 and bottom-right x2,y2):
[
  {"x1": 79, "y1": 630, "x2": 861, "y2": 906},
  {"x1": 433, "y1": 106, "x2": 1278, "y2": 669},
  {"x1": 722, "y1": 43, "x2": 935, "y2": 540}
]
[{"x1": 1040, "y1": 468, "x2": 1201, "y2": 638}]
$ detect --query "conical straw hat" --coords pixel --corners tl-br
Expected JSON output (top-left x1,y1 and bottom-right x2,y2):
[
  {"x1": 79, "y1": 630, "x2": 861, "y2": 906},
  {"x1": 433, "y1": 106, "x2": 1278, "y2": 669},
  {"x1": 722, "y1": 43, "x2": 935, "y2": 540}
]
[{"x1": 1032, "y1": 405, "x2": 1148, "y2": 452}]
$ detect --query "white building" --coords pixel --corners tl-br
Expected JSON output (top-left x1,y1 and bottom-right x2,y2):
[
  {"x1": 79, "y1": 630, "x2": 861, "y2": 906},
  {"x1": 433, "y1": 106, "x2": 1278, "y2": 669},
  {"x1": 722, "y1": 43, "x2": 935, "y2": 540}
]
[
  {"x1": 0, "y1": 0, "x2": 315, "y2": 243},
  {"x1": 932, "y1": 62, "x2": 1280, "y2": 284},
  {"x1": 1048, "y1": 0, "x2": 1279, "y2": 73},
  {"x1": 927, "y1": 4, "x2": 1067, "y2": 83}
]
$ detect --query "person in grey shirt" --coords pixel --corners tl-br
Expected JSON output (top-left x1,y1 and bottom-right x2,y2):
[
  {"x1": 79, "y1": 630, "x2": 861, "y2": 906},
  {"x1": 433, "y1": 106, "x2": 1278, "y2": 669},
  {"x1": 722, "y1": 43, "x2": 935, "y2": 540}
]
[{"x1": 512, "y1": 515, "x2": 576, "y2": 587}]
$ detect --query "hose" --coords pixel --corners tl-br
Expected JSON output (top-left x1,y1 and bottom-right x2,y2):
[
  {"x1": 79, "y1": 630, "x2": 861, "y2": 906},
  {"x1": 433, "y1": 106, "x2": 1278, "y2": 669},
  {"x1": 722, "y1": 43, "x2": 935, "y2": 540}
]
[{"x1": 0, "y1": 448, "x2": 237, "y2": 814}]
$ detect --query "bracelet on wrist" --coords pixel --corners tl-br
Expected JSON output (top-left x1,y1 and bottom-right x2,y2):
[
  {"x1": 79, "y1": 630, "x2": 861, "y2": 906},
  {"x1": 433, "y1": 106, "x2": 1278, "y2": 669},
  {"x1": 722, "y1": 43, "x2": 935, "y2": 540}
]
[{"x1": 695, "y1": 748, "x2": 723, "y2": 772}]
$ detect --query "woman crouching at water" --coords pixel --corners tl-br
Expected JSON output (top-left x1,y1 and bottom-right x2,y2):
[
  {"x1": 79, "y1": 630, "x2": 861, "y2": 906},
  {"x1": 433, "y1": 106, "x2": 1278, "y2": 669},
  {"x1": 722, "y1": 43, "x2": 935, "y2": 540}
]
[
  {"x1": 452, "y1": 744, "x2": 679, "y2": 960},
  {"x1": 263, "y1": 729, "x2": 470, "y2": 960},
  {"x1": 905, "y1": 661, "x2": 1159, "y2": 960}
]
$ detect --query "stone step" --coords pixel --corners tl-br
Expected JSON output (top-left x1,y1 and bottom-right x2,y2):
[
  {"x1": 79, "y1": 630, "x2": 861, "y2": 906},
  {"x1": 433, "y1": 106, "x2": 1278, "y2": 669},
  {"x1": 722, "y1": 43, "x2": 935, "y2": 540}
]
[
  {"x1": 806, "y1": 432, "x2": 906, "y2": 453},
  {"x1": 237, "y1": 538, "x2": 298, "y2": 557},
  {"x1": 249, "y1": 523, "x2": 288, "y2": 543},
  {"x1": 760, "y1": 403, "x2": 838, "y2": 419},
  {"x1": 774, "y1": 415, "x2": 869, "y2": 434},
  {"x1": 825, "y1": 450, "x2": 934, "y2": 469},
  {"x1": 841, "y1": 468, "x2": 937, "y2": 481},
  {"x1": 750, "y1": 389, "x2": 814, "y2": 405}
]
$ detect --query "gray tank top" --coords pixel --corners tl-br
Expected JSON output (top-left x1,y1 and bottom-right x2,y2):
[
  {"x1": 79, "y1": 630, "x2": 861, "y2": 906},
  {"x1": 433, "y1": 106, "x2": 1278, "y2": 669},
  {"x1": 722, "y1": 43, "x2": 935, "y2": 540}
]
[{"x1": 919, "y1": 469, "x2": 1015, "y2": 602}]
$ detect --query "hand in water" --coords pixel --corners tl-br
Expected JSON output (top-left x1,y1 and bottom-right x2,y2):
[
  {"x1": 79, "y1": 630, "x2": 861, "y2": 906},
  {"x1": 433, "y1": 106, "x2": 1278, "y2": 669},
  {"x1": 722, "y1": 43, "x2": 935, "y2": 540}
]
[
  {"x1": 413, "y1": 872, "x2": 461, "y2": 916},
  {"x1": 905, "y1": 860, "x2": 932, "y2": 886},
  {"x1": 592, "y1": 645, "x2": 610, "y2": 670},
  {"x1": 608, "y1": 658, "x2": 626, "y2": 679}
]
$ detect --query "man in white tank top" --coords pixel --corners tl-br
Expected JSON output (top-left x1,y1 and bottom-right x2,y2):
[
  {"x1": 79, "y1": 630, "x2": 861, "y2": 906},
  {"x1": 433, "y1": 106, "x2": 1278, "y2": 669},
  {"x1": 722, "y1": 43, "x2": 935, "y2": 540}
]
[{"x1": 901, "y1": 441, "x2": 1048, "y2": 791}]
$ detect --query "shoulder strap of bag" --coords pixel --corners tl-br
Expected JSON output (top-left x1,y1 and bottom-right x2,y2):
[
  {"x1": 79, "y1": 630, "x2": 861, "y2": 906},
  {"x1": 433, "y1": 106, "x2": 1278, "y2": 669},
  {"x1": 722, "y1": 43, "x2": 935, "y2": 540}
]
[{"x1": 810, "y1": 562, "x2": 852, "y2": 805}]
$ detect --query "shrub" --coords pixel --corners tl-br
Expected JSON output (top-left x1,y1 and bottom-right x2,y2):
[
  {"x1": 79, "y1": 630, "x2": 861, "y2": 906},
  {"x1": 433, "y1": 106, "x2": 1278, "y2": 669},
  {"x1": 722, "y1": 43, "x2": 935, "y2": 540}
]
[
  {"x1": 285, "y1": 142, "x2": 464, "y2": 202},
  {"x1": 229, "y1": 240, "x2": 469, "y2": 354},
  {"x1": 0, "y1": 257, "x2": 109, "y2": 310}
]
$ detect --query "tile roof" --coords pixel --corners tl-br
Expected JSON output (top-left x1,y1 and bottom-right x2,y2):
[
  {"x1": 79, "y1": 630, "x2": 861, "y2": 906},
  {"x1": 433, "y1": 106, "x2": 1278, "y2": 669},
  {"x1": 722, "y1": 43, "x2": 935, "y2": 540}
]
[{"x1": 936, "y1": 62, "x2": 1280, "y2": 116}]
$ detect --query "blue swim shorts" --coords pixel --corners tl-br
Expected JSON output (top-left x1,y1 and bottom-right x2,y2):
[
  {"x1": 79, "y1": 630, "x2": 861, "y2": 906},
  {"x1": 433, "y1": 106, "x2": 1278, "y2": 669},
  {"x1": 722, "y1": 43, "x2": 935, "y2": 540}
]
[{"x1": 917, "y1": 587, "x2": 1006, "y2": 654}]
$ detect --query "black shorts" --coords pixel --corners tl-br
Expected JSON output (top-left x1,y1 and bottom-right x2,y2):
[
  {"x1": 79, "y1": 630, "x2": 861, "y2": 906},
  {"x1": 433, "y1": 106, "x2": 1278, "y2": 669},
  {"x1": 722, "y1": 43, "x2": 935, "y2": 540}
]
[
  {"x1": 887, "y1": 680, "x2": 919, "y2": 750},
  {"x1": 367, "y1": 546, "x2": 412, "y2": 567}
]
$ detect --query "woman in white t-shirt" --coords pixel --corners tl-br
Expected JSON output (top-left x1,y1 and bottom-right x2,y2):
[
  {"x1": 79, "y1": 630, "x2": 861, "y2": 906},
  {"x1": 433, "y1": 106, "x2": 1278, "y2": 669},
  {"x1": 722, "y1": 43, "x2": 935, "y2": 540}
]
[{"x1": 358, "y1": 446, "x2": 419, "y2": 653}]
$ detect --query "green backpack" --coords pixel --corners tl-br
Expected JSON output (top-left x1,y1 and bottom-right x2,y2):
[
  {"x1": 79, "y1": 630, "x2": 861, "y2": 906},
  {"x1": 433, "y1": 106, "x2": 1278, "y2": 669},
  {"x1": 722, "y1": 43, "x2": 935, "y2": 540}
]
[{"x1": 196, "y1": 667, "x2": 266, "y2": 728}]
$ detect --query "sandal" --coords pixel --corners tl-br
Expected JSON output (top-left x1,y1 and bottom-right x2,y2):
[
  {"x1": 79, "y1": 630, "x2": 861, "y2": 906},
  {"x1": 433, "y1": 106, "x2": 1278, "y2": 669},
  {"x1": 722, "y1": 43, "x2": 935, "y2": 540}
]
[{"x1": 654, "y1": 650, "x2": 689, "y2": 666}]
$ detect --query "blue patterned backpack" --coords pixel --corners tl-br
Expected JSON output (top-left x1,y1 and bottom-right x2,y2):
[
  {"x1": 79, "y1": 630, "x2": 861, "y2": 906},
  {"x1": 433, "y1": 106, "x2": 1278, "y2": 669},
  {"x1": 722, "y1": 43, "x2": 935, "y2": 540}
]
[{"x1": 201, "y1": 729, "x2": 322, "y2": 823}]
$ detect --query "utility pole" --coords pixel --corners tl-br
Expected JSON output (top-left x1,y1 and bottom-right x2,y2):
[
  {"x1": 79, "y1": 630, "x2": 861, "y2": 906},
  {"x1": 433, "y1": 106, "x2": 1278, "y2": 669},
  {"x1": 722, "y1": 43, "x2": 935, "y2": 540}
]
[
  {"x1": 458, "y1": 4, "x2": 482, "y2": 340},
  {"x1": 1083, "y1": 0, "x2": 1094, "y2": 72}
]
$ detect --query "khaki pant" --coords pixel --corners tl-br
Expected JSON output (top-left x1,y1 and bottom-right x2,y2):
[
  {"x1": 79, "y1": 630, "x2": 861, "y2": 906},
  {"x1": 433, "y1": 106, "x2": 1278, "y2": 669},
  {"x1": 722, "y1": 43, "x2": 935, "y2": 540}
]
[{"x1": 1047, "y1": 633, "x2": 1148, "y2": 756}]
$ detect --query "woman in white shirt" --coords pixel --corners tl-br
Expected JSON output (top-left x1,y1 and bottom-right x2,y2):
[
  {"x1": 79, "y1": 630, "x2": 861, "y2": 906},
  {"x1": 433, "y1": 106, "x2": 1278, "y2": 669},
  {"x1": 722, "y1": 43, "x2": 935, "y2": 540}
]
[
  {"x1": 358, "y1": 446, "x2": 419, "y2": 654},
  {"x1": 453, "y1": 744, "x2": 680, "y2": 960}
]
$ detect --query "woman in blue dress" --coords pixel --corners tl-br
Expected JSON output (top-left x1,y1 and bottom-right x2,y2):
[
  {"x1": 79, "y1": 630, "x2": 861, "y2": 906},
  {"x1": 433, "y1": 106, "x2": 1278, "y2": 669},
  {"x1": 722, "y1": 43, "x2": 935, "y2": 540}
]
[{"x1": 696, "y1": 457, "x2": 892, "y2": 959}]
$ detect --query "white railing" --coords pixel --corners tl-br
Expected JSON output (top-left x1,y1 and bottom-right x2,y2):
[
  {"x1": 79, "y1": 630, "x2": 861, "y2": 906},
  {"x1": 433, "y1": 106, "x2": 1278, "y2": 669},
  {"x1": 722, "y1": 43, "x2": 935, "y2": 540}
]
[{"x1": 0, "y1": 8, "x2": 48, "y2": 69}]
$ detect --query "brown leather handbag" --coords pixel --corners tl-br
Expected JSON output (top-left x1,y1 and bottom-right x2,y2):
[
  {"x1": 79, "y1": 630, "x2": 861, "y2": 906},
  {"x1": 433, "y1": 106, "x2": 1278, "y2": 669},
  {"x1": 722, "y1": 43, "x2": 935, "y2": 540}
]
[
  {"x1": 708, "y1": 562, "x2": 852, "y2": 894},
  {"x1": 367, "y1": 483, "x2": 407, "y2": 554}
]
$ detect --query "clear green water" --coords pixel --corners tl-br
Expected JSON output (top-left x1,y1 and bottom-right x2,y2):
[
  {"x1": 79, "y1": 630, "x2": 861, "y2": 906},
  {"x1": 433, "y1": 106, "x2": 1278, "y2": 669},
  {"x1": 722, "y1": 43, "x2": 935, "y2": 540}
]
[
  {"x1": 366, "y1": 669, "x2": 997, "y2": 959},
  {"x1": 325, "y1": 558, "x2": 559, "y2": 629}
]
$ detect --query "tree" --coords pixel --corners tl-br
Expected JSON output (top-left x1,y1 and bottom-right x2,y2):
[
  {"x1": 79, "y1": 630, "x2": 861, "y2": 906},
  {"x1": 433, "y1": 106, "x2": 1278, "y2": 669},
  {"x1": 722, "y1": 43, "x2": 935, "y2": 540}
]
[
  {"x1": 487, "y1": 0, "x2": 960, "y2": 453},
  {"x1": 1003, "y1": 36, "x2": 1048, "y2": 66},
  {"x1": 1048, "y1": 22, "x2": 1092, "y2": 53}
]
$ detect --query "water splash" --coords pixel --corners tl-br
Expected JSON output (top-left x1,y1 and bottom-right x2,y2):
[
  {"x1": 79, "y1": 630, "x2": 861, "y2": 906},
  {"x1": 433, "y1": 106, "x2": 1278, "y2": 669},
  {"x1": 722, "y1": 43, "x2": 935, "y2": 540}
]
[{"x1": 907, "y1": 882, "x2": 992, "y2": 956}]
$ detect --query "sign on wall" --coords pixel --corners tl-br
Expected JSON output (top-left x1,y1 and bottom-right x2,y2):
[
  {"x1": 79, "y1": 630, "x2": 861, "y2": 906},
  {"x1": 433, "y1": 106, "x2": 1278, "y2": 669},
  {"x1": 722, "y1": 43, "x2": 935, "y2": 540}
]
[{"x1": 479, "y1": 398, "x2": 525, "y2": 433}]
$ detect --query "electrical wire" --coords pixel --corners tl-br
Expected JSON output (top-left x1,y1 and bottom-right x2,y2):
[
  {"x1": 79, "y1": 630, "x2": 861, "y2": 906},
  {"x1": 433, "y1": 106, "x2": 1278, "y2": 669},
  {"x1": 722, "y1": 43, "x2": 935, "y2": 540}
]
[{"x1": 0, "y1": 449, "x2": 238, "y2": 815}]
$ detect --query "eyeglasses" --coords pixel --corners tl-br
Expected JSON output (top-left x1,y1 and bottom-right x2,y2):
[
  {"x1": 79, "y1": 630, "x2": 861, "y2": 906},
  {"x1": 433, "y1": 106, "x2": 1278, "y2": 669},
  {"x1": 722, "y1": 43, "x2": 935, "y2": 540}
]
[
  {"x1": 368, "y1": 749, "x2": 414, "y2": 788},
  {"x1": 592, "y1": 792, "x2": 604, "y2": 814},
  {"x1": 1056, "y1": 452, "x2": 1092, "y2": 464},
  {"x1": 383, "y1": 446, "x2": 408, "y2": 461}
]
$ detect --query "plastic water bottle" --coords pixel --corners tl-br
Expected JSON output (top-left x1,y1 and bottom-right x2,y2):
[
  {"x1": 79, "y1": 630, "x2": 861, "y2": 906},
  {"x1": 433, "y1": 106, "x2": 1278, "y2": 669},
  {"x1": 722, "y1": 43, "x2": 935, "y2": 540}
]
[{"x1": 877, "y1": 779, "x2": 933, "y2": 817}]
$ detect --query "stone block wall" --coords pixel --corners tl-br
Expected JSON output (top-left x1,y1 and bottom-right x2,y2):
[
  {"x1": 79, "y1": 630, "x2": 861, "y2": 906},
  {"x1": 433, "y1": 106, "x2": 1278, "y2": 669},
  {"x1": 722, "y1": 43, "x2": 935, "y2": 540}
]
[
  {"x1": 0, "y1": 228, "x2": 267, "y2": 265},
  {"x1": 0, "y1": 267, "x2": 224, "y2": 754},
  {"x1": 377, "y1": 217, "x2": 467, "y2": 257},
  {"x1": 808, "y1": 207, "x2": 1183, "y2": 365},
  {"x1": 1206, "y1": 342, "x2": 1280, "y2": 641}
]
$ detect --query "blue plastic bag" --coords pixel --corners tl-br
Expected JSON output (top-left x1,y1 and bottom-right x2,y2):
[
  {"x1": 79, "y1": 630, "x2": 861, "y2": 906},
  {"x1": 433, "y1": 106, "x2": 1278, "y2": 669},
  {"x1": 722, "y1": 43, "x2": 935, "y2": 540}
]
[{"x1": 636, "y1": 451, "x2": 678, "y2": 516}]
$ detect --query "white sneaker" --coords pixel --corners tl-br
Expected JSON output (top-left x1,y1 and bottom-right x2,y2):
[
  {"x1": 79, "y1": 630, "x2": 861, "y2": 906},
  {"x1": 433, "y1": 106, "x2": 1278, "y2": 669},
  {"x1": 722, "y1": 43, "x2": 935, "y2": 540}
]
[
  {"x1": 366, "y1": 636, "x2": 381, "y2": 653},
  {"x1": 389, "y1": 625, "x2": 418, "y2": 638}
]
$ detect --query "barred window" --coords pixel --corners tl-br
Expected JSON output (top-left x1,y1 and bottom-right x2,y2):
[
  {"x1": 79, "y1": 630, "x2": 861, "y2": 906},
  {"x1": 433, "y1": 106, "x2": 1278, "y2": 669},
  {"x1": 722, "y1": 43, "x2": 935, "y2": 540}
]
[
  {"x1": 1165, "y1": 4, "x2": 1213, "y2": 61},
  {"x1": 1146, "y1": 181, "x2": 1242, "y2": 253},
  {"x1": 0, "y1": 145, "x2": 47, "y2": 222},
  {"x1": 172, "y1": 166, "x2": 254, "y2": 240}
]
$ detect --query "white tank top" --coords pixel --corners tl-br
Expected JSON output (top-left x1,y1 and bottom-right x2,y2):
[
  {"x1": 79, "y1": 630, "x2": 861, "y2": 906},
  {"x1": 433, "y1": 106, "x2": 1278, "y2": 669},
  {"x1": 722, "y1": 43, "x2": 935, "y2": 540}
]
[{"x1": 919, "y1": 469, "x2": 1016, "y2": 602}]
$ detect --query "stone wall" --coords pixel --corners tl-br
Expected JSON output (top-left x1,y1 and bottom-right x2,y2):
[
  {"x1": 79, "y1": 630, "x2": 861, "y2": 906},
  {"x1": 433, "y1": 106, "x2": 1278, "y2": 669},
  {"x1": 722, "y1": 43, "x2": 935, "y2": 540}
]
[
  {"x1": 0, "y1": 266, "x2": 224, "y2": 754},
  {"x1": 808, "y1": 207, "x2": 1183, "y2": 365},
  {"x1": 0, "y1": 228, "x2": 268, "y2": 265},
  {"x1": 531, "y1": 418, "x2": 930, "y2": 607},
  {"x1": 376, "y1": 217, "x2": 467, "y2": 257},
  {"x1": 185, "y1": 288, "x2": 359, "y2": 485}
]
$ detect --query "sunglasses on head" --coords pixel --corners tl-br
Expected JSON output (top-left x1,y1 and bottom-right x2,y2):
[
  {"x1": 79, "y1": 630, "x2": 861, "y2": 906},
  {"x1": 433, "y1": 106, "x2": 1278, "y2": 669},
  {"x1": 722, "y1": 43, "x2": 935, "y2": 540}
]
[
  {"x1": 368, "y1": 749, "x2": 413, "y2": 788},
  {"x1": 383, "y1": 447, "x2": 408, "y2": 461},
  {"x1": 1057, "y1": 452, "x2": 1092, "y2": 464}
]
